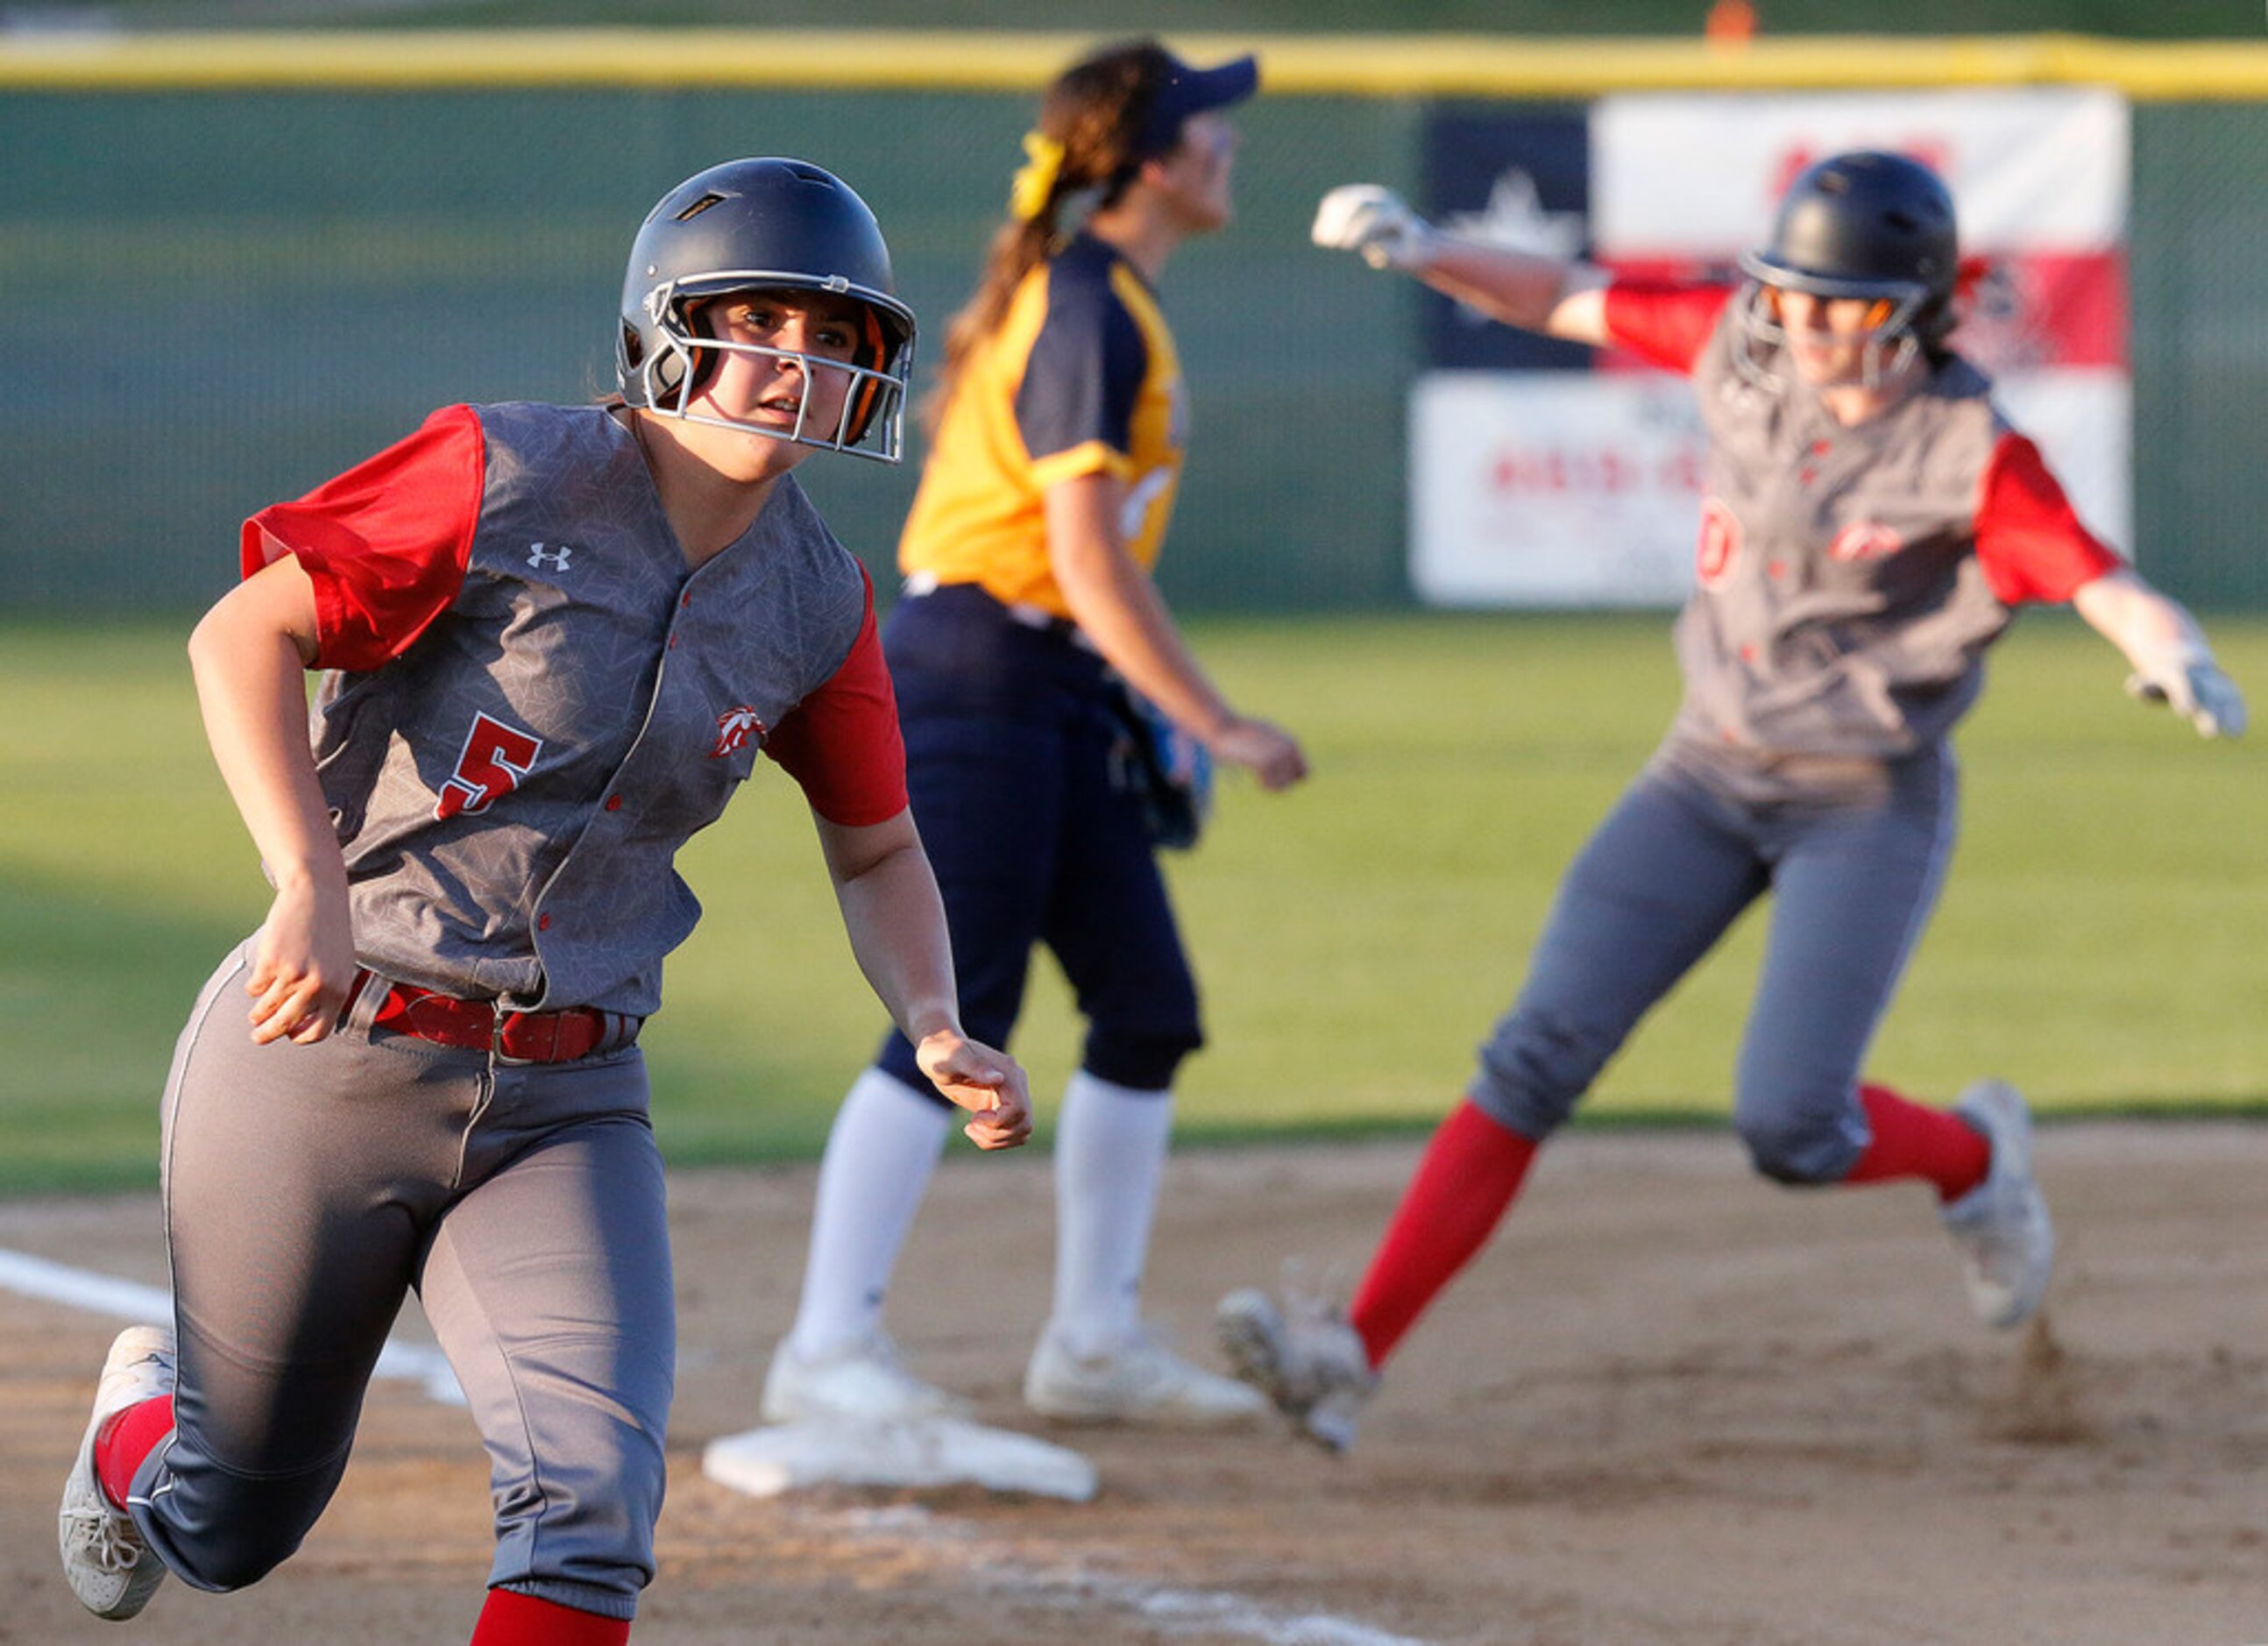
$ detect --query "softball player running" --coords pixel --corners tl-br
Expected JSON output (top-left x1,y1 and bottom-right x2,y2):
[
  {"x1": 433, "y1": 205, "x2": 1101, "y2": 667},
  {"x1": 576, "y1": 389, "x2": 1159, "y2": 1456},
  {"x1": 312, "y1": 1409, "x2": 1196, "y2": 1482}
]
[
  {"x1": 1219, "y1": 152, "x2": 2247, "y2": 1452},
  {"x1": 57, "y1": 157, "x2": 1031, "y2": 1642},
  {"x1": 760, "y1": 39, "x2": 1307, "y2": 1432}
]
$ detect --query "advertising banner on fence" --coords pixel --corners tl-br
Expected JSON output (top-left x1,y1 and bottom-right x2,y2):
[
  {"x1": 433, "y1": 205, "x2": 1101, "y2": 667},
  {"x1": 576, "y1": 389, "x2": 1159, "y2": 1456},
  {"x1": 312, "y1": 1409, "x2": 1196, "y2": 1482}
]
[{"x1": 1410, "y1": 89, "x2": 2130, "y2": 607}]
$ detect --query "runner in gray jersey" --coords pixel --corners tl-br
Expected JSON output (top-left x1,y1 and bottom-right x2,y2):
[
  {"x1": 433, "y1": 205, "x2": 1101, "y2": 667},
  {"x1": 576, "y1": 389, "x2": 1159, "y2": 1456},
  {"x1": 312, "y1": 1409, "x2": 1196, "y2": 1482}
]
[
  {"x1": 1218, "y1": 152, "x2": 2248, "y2": 1454},
  {"x1": 57, "y1": 158, "x2": 1032, "y2": 1643}
]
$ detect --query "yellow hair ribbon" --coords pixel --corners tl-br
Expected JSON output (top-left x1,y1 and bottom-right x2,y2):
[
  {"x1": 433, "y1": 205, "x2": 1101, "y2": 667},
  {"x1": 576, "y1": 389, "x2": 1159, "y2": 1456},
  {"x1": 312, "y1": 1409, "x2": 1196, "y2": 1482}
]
[{"x1": 1010, "y1": 130, "x2": 1066, "y2": 222}]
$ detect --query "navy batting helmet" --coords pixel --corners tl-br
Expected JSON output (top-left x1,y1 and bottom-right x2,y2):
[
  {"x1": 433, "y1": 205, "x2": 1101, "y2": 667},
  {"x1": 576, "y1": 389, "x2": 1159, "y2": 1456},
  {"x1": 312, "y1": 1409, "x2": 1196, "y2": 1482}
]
[
  {"x1": 1741, "y1": 150, "x2": 1959, "y2": 341},
  {"x1": 617, "y1": 158, "x2": 918, "y2": 462}
]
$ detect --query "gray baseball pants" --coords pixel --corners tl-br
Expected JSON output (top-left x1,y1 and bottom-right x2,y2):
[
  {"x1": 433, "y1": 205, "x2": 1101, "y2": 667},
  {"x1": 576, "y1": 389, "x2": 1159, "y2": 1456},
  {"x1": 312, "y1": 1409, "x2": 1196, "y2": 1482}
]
[
  {"x1": 1470, "y1": 749, "x2": 1957, "y2": 1182},
  {"x1": 128, "y1": 943, "x2": 672, "y2": 1621}
]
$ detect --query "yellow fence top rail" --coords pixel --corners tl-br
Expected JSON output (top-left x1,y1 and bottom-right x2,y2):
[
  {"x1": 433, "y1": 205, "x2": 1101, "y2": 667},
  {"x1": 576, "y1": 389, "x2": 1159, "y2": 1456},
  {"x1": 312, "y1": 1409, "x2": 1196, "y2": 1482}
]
[{"x1": 2, "y1": 29, "x2": 2266, "y2": 100}]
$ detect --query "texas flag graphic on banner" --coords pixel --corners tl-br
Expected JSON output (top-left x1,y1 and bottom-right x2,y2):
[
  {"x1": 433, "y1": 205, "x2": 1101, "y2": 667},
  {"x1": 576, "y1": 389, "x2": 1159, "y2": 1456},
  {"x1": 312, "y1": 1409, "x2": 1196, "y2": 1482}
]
[{"x1": 1410, "y1": 89, "x2": 2130, "y2": 607}]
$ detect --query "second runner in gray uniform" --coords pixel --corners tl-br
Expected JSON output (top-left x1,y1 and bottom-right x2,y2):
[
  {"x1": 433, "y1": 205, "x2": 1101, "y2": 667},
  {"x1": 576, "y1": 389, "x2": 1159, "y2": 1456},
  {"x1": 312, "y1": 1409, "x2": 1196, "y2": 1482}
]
[{"x1": 1218, "y1": 152, "x2": 2247, "y2": 1455}]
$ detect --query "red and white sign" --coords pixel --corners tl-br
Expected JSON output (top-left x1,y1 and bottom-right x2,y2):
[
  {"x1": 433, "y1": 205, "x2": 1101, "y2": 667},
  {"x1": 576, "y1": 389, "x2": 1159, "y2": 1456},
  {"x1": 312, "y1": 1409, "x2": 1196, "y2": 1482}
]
[
  {"x1": 1411, "y1": 372, "x2": 1709, "y2": 607},
  {"x1": 1591, "y1": 89, "x2": 2129, "y2": 387},
  {"x1": 1591, "y1": 90, "x2": 2127, "y2": 258},
  {"x1": 1412, "y1": 89, "x2": 2130, "y2": 607}
]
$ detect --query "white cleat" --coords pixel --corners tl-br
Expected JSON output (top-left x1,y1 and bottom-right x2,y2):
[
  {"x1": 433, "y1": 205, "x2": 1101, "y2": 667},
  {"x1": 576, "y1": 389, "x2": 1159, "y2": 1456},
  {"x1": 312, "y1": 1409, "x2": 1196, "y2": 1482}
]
[
  {"x1": 760, "y1": 1330, "x2": 969, "y2": 1425},
  {"x1": 60, "y1": 1324, "x2": 177, "y2": 1621},
  {"x1": 1023, "y1": 1323, "x2": 1269, "y2": 1428},
  {"x1": 1216, "y1": 1286, "x2": 1376, "y2": 1454},
  {"x1": 1941, "y1": 1079, "x2": 2055, "y2": 1330}
]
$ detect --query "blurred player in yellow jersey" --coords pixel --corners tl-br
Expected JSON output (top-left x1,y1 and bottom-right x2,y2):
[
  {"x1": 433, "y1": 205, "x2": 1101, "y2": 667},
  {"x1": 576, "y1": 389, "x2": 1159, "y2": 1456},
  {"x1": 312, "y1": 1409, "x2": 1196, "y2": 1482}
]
[{"x1": 760, "y1": 39, "x2": 1308, "y2": 1430}]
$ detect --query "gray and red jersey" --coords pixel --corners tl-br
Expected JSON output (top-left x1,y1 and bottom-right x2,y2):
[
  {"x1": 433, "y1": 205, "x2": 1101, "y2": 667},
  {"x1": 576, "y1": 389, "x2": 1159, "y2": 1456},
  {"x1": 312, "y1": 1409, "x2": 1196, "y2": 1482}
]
[
  {"x1": 1601, "y1": 282, "x2": 2123, "y2": 802},
  {"x1": 242, "y1": 401, "x2": 907, "y2": 1017}
]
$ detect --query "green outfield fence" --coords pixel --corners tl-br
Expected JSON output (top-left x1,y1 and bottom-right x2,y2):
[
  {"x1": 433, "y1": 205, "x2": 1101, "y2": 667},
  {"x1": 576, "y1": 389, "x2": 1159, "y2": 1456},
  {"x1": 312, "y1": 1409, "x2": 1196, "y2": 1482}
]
[{"x1": 5, "y1": 30, "x2": 2267, "y2": 614}]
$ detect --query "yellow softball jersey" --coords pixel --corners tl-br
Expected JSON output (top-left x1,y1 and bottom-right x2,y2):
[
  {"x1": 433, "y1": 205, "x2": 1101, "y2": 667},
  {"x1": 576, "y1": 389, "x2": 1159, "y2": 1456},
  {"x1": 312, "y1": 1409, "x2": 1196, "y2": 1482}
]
[{"x1": 899, "y1": 232, "x2": 1187, "y2": 620}]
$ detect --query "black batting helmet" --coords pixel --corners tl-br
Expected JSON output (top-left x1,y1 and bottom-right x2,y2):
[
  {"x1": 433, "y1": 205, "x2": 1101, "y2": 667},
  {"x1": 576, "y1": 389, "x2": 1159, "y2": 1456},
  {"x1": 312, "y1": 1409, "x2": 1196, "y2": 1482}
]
[
  {"x1": 1740, "y1": 150, "x2": 1960, "y2": 347},
  {"x1": 617, "y1": 158, "x2": 918, "y2": 462}
]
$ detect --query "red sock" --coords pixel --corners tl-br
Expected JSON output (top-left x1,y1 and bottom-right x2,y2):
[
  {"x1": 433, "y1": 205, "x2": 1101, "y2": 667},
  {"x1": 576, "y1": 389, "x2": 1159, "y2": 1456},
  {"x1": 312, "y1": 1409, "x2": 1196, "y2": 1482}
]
[
  {"x1": 1841, "y1": 1082, "x2": 1990, "y2": 1203},
  {"x1": 471, "y1": 1590, "x2": 631, "y2": 1646},
  {"x1": 94, "y1": 1394, "x2": 174, "y2": 1510},
  {"x1": 1349, "y1": 1097, "x2": 1540, "y2": 1370}
]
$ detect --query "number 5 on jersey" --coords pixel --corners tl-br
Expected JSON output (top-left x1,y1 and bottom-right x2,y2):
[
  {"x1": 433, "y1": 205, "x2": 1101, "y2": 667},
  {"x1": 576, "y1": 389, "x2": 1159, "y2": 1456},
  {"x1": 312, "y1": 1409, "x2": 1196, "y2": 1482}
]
[{"x1": 436, "y1": 712, "x2": 542, "y2": 819}]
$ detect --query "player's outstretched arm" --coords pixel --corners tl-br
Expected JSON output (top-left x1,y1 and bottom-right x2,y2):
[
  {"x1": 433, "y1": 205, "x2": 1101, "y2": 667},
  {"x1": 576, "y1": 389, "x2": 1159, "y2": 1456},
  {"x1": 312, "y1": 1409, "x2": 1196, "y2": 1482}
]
[
  {"x1": 187, "y1": 556, "x2": 358, "y2": 1044},
  {"x1": 2071, "y1": 569, "x2": 2248, "y2": 739},
  {"x1": 812, "y1": 807, "x2": 1032, "y2": 1149},
  {"x1": 1311, "y1": 182, "x2": 1613, "y2": 345}
]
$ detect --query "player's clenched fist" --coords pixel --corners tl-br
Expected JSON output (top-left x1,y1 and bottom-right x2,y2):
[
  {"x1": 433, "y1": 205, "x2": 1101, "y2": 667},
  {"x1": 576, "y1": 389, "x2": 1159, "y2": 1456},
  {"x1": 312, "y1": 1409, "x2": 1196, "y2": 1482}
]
[
  {"x1": 1312, "y1": 183, "x2": 1435, "y2": 271},
  {"x1": 245, "y1": 876, "x2": 358, "y2": 1046},
  {"x1": 1208, "y1": 713, "x2": 1309, "y2": 792},
  {"x1": 913, "y1": 1029, "x2": 1034, "y2": 1151}
]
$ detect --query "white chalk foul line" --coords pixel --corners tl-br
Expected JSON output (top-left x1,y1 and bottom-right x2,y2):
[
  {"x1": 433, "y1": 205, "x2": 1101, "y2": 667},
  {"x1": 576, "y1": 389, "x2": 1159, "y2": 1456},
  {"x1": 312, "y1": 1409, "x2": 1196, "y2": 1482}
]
[
  {"x1": 0, "y1": 1246, "x2": 465, "y2": 1404},
  {"x1": 824, "y1": 1503, "x2": 1436, "y2": 1646},
  {"x1": 5, "y1": 1247, "x2": 1422, "y2": 1643},
  {"x1": 1074, "y1": 1574, "x2": 1437, "y2": 1646}
]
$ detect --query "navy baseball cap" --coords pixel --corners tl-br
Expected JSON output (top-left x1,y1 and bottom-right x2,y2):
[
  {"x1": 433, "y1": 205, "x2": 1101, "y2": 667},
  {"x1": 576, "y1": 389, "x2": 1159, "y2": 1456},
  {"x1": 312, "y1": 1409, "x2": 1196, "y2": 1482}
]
[{"x1": 1132, "y1": 49, "x2": 1259, "y2": 156}]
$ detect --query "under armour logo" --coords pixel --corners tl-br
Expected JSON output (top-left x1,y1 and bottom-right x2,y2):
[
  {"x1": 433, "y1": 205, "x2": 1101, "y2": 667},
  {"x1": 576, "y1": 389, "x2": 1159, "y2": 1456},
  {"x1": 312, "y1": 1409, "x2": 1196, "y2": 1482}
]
[
  {"x1": 528, "y1": 542, "x2": 574, "y2": 571},
  {"x1": 712, "y1": 706, "x2": 767, "y2": 758}
]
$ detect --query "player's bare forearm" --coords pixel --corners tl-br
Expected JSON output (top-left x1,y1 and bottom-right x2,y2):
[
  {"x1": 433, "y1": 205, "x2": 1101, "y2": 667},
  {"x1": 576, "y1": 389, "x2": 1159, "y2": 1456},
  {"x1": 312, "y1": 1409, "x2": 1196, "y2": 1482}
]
[
  {"x1": 834, "y1": 859, "x2": 960, "y2": 1049},
  {"x1": 814, "y1": 809, "x2": 1032, "y2": 1147},
  {"x1": 188, "y1": 560, "x2": 339, "y2": 881},
  {"x1": 1045, "y1": 476, "x2": 1308, "y2": 788},
  {"x1": 815, "y1": 809, "x2": 956, "y2": 1034},
  {"x1": 2071, "y1": 569, "x2": 2208, "y2": 665},
  {"x1": 187, "y1": 557, "x2": 358, "y2": 1039},
  {"x1": 1312, "y1": 183, "x2": 1612, "y2": 344},
  {"x1": 1420, "y1": 245, "x2": 1614, "y2": 344},
  {"x1": 1045, "y1": 476, "x2": 1233, "y2": 740}
]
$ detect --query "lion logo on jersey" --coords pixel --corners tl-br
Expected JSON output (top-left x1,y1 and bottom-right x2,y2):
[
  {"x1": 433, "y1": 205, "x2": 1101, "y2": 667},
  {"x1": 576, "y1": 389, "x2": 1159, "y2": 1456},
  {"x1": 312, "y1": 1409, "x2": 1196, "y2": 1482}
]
[
  {"x1": 712, "y1": 706, "x2": 767, "y2": 758},
  {"x1": 1829, "y1": 521, "x2": 1905, "y2": 564}
]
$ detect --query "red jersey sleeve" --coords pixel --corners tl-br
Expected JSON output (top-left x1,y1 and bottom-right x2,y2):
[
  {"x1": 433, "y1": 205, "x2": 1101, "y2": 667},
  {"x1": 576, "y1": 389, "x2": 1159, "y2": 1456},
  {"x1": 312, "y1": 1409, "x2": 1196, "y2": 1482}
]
[
  {"x1": 1972, "y1": 433, "x2": 2126, "y2": 606},
  {"x1": 1601, "y1": 281, "x2": 1736, "y2": 374},
  {"x1": 763, "y1": 567, "x2": 911, "y2": 827},
  {"x1": 239, "y1": 403, "x2": 484, "y2": 671}
]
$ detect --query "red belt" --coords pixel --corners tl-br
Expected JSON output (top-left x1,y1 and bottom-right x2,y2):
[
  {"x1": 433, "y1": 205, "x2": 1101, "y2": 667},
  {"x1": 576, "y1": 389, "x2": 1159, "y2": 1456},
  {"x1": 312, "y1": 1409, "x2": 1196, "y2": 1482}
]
[{"x1": 351, "y1": 972, "x2": 636, "y2": 1064}]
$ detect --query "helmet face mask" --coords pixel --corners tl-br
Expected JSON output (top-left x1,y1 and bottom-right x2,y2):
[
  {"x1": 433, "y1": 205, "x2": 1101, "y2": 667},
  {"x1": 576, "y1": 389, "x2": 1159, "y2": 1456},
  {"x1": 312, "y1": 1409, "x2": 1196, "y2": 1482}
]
[
  {"x1": 1733, "y1": 150, "x2": 1957, "y2": 394},
  {"x1": 632, "y1": 273, "x2": 909, "y2": 459},
  {"x1": 618, "y1": 160, "x2": 917, "y2": 464},
  {"x1": 1733, "y1": 271, "x2": 1931, "y2": 392}
]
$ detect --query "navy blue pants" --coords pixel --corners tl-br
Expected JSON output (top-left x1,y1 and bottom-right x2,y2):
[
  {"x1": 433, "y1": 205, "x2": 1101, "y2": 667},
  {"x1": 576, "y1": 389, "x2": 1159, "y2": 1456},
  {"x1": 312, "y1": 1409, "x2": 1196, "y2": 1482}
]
[
  {"x1": 1471, "y1": 748, "x2": 1958, "y2": 1183},
  {"x1": 875, "y1": 585, "x2": 1202, "y2": 1098}
]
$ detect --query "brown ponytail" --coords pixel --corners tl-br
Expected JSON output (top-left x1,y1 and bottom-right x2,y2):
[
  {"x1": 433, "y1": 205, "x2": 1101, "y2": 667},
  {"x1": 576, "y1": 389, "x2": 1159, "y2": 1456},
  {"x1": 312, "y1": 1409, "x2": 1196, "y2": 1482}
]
[{"x1": 923, "y1": 39, "x2": 1176, "y2": 436}]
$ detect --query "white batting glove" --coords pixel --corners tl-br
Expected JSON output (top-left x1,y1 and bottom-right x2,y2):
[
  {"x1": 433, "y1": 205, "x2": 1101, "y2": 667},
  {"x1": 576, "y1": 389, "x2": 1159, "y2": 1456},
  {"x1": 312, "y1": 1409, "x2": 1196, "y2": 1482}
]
[
  {"x1": 1312, "y1": 184, "x2": 1435, "y2": 272},
  {"x1": 2125, "y1": 651, "x2": 2248, "y2": 739}
]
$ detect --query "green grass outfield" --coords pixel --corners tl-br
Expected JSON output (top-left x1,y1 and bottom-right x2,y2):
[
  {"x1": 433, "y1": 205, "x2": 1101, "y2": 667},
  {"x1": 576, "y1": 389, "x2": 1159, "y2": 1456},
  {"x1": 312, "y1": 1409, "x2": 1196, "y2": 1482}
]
[{"x1": 3, "y1": 610, "x2": 2261, "y2": 1196}]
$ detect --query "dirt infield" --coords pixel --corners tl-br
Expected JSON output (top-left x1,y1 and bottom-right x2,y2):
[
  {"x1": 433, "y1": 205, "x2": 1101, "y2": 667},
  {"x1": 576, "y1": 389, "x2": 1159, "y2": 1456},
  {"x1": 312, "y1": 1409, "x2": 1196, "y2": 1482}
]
[{"x1": 6, "y1": 1124, "x2": 2268, "y2": 1645}]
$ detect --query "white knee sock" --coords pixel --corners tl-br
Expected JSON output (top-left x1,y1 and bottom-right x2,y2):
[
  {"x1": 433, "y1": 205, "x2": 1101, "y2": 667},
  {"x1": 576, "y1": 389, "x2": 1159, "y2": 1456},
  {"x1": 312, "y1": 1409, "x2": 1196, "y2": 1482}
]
[
  {"x1": 1048, "y1": 1069, "x2": 1174, "y2": 1352},
  {"x1": 785, "y1": 1067, "x2": 952, "y2": 1360}
]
